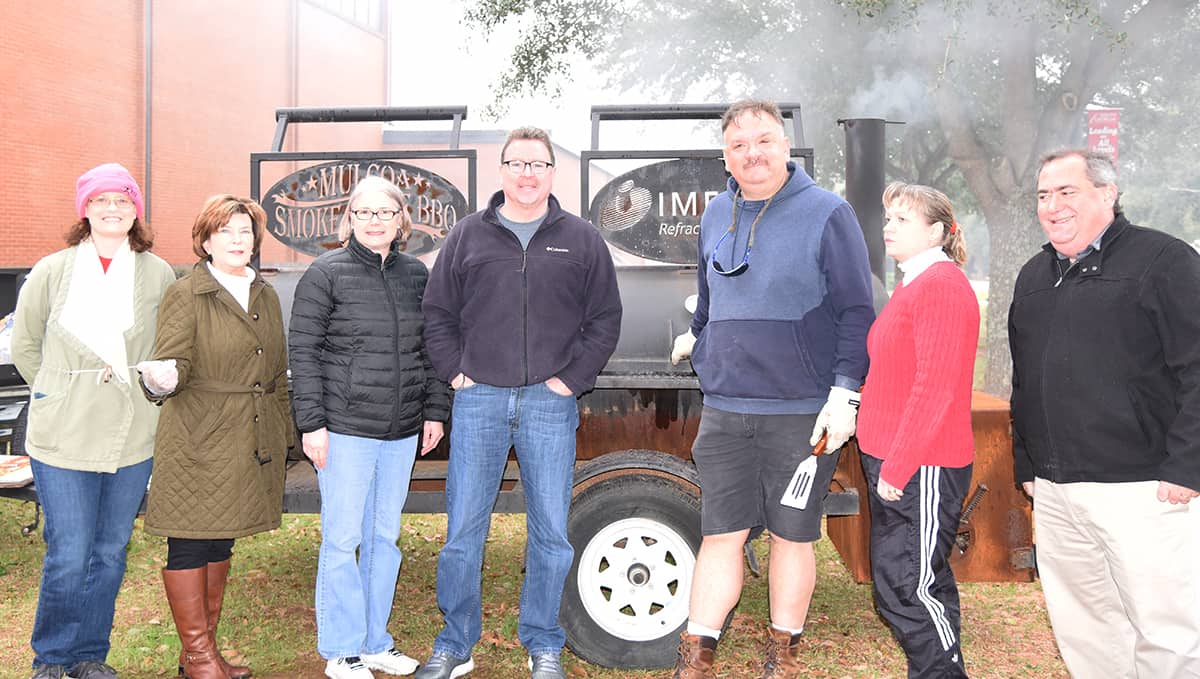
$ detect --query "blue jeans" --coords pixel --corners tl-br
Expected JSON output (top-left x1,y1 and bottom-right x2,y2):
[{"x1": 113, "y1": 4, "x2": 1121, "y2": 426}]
[
  {"x1": 315, "y1": 431, "x2": 418, "y2": 659},
  {"x1": 432, "y1": 383, "x2": 578, "y2": 658},
  {"x1": 29, "y1": 456, "x2": 153, "y2": 669}
]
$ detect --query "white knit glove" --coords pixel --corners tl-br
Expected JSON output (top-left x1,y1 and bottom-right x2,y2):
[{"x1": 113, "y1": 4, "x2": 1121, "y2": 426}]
[
  {"x1": 671, "y1": 330, "x2": 697, "y2": 365},
  {"x1": 137, "y1": 359, "x2": 178, "y2": 396},
  {"x1": 810, "y1": 386, "x2": 860, "y2": 453}
]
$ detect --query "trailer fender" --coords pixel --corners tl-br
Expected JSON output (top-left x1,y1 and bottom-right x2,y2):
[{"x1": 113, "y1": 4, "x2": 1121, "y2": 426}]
[{"x1": 571, "y1": 448, "x2": 699, "y2": 497}]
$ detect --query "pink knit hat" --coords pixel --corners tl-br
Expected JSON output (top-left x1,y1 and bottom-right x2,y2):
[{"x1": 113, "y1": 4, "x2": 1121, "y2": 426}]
[{"x1": 75, "y1": 163, "x2": 144, "y2": 219}]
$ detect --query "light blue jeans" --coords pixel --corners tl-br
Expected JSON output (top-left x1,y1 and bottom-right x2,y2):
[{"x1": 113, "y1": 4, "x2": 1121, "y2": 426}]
[
  {"x1": 29, "y1": 456, "x2": 153, "y2": 669},
  {"x1": 431, "y1": 382, "x2": 579, "y2": 659},
  {"x1": 315, "y1": 431, "x2": 418, "y2": 659}
]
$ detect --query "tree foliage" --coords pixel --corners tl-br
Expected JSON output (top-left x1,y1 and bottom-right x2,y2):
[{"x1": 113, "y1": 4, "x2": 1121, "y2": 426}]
[{"x1": 466, "y1": 0, "x2": 1200, "y2": 395}]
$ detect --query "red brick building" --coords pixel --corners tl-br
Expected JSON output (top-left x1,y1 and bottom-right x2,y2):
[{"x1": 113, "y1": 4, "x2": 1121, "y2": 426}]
[{"x1": 0, "y1": 0, "x2": 390, "y2": 268}]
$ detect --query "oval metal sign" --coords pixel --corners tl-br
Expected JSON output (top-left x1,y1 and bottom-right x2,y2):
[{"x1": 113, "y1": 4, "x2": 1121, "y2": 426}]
[
  {"x1": 588, "y1": 158, "x2": 729, "y2": 264},
  {"x1": 262, "y1": 160, "x2": 469, "y2": 257}
]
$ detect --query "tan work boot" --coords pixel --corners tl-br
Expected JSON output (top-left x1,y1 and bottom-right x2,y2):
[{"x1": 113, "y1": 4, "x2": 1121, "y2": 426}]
[
  {"x1": 759, "y1": 626, "x2": 804, "y2": 678},
  {"x1": 672, "y1": 632, "x2": 717, "y2": 679}
]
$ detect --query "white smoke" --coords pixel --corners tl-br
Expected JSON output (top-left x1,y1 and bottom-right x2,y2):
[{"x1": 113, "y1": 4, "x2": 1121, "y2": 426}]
[{"x1": 846, "y1": 67, "x2": 935, "y2": 125}]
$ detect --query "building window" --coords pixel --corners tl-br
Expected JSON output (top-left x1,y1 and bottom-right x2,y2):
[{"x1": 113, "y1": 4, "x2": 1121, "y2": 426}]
[{"x1": 309, "y1": 0, "x2": 384, "y2": 34}]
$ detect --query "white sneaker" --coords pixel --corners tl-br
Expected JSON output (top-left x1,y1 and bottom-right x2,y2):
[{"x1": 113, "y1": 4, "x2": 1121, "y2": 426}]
[
  {"x1": 326, "y1": 656, "x2": 376, "y2": 679},
  {"x1": 362, "y1": 648, "x2": 420, "y2": 676}
]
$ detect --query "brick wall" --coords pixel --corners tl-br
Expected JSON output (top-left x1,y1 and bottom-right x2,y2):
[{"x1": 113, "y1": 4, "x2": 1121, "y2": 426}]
[
  {"x1": 0, "y1": 0, "x2": 387, "y2": 270},
  {"x1": 148, "y1": 0, "x2": 294, "y2": 266},
  {"x1": 0, "y1": 1, "x2": 144, "y2": 267}
]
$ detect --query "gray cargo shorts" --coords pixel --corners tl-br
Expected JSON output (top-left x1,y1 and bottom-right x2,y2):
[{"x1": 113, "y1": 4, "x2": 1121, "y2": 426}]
[{"x1": 691, "y1": 405, "x2": 839, "y2": 543}]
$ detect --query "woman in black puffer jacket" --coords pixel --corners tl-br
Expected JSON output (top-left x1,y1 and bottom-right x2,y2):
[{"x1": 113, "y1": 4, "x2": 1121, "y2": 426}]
[{"x1": 288, "y1": 175, "x2": 450, "y2": 679}]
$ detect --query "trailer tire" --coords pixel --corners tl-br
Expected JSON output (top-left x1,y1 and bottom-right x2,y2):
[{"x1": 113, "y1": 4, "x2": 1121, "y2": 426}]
[{"x1": 561, "y1": 473, "x2": 701, "y2": 669}]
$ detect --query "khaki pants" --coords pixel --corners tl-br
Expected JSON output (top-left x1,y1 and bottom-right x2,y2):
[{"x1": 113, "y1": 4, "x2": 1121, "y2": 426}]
[{"x1": 1034, "y1": 478, "x2": 1200, "y2": 678}]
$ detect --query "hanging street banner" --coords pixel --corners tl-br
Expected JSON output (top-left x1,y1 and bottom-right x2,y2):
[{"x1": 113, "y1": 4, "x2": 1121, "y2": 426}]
[
  {"x1": 262, "y1": 160, "x2": 469, "y2": 257},
  {"x1": 1087, "y1": 108, "x2": 1121, "y2": 170}
]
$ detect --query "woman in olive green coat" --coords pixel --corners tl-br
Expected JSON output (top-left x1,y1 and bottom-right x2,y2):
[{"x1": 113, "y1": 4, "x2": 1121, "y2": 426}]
[{"x1": 139, "y1": 195, "x2": 292, "y2": 679}]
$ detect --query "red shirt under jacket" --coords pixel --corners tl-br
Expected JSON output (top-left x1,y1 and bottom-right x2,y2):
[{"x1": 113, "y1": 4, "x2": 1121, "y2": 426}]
[{"x1": 856, "y1": 261, "x2": 980, "y2": 488}]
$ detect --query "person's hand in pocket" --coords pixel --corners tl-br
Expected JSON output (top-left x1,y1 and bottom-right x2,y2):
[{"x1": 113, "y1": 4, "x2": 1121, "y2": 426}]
[{"x1": 545, "y1": 376, "x2": 573, "y2": 397}]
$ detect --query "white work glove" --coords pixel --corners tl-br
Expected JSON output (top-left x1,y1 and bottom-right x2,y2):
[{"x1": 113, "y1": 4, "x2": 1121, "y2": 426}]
[
  {"x1": 671, "y1": 330, "x2": 697, "y2": 365},
  {"x1": 137, "y1": 359, "x2": 179, "y2": 395},
  {"x1": 810, "y1": 386, "x2": 860, "y2": 453}
]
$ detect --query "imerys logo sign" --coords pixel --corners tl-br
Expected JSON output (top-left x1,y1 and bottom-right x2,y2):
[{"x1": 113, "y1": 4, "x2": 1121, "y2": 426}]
[
  {"x1": 588, "y1": 158, "x2": 729, "y2": 264},
  {"x1": 598, "y1": 181, "x2": 652, "y2": 231},
  {"x1": 262, "y1": 160, "x2": 469, "y2": 257}
]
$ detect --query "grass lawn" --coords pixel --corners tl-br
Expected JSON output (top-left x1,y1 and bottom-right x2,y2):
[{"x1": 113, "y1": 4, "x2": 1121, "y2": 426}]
[{"x1": 0, "y1": 501, "x2": 1065, "y2": 678}]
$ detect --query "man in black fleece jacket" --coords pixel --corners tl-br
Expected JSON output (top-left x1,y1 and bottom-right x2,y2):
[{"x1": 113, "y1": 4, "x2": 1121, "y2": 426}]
[
  {"x1": 417, "y1": 126, "x2": 621, "y2": 679},
  {"x1": 1009, "y1": 149, "x2": 1200, "y2": 677}
]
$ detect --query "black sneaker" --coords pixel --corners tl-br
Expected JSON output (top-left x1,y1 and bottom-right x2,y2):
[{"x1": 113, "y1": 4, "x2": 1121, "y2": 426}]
[
  {"x1": 68, "y1": 661, "x2": 118, "y2": 679},
  {"x1": 30, "y1": 666, "x2": 68, "y2": 679},
  {"x1": 413, "y1": 652, "x2": 474, "y2": 679},
  {"x1": 528, "y1": 653, "x2": 566, "y2": 679}
]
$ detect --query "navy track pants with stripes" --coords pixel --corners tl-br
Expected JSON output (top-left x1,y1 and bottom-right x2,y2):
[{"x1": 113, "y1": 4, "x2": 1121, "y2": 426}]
[{"x1": 862, "y1": 453, "x2": 972, "y2": 679}]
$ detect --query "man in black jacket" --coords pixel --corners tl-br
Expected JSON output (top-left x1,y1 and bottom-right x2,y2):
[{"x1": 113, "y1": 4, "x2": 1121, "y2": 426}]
[
  {"x1": 417, "y1": 127, "x2": 622, "y2": 679},
  {"x1": 1009, "y1": 149, "x2": 1200, "y2": 677}
]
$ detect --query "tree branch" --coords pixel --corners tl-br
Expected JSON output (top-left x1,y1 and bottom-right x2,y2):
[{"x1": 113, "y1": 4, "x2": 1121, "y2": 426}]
[{"x1": 999, "y1": 22, "x2": 1040, "y2": 187}]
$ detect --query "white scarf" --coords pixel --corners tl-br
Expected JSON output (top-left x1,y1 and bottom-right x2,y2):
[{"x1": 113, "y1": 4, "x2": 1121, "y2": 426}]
[
  {"x1": 58, "y1": 238, "x2": 136, "y2": 383},
  {"x1": 207, "y1": 261, "x2": 256, "y2": 312}
]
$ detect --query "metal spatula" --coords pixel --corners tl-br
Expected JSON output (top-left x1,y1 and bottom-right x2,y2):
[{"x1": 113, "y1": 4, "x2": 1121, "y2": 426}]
[{"x1": 781, "y1": 431, "x2": 827, "y2": 510}]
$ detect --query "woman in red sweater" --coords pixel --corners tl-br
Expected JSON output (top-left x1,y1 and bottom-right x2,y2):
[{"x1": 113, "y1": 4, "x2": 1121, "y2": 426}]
[{"x1": 855, "y1": 182, "x2": 979, "y2": 679}]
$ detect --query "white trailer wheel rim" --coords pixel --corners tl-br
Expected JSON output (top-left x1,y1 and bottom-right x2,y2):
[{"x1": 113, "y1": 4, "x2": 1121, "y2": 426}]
[{"x1": 575, "y1": 516, "x2": 696, "y2": 642}]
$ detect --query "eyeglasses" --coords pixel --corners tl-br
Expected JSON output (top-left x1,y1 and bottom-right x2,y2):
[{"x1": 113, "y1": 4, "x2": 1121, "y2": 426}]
[
  {"x1": 711, "y1": 189, "x2": 777, "y2": 277},
  {"x1": 351, "y1": 208, "x2": 399, "y2": 222},
  {"x1": 501, "y1": 160, "x2": 554, "y2": 176},
  {"x1": 88, "y1": 196, "x2": 135, "y2": 210}
]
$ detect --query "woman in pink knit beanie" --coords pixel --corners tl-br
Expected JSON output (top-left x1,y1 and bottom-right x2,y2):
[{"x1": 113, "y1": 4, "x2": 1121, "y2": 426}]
[{"x1": 12, "y1": 162, "x2": 176, "y2": 679}]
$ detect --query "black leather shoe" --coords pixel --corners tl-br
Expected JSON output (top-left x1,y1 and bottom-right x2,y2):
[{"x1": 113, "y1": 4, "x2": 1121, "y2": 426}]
[
  {"x1": 413, "y1": 652, "x2": 474, "y2": 679},
  {"x1": 30, "y1": 666, "x2": 69, "y2": 679}
]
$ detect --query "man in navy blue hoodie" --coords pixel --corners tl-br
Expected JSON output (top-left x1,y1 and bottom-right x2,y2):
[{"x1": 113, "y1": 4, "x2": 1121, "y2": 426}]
[
  {"x1": 418, "y1": 127, "x2": 622, "y2": 679},
  {"x1": 670, "y1": 101, "x2": 874, "y2": 678}
]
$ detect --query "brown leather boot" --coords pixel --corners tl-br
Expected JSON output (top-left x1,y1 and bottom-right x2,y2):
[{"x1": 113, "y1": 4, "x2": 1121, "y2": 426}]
[
  {"x1": 672, "y1": 631, "x2": 717, "y2": 679},
  {"x1": 203, "y1": 560, "x2": 251, "y2": 678},
  {"x1": 163, "y1": 566, "x2": 231, "y2": 679},
  {"x1": 175, "y1": 561, "x2": 251, "y2": 678},
  {"x1": 759, "y1": 626, "x2": 804, "y2": 678}
]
